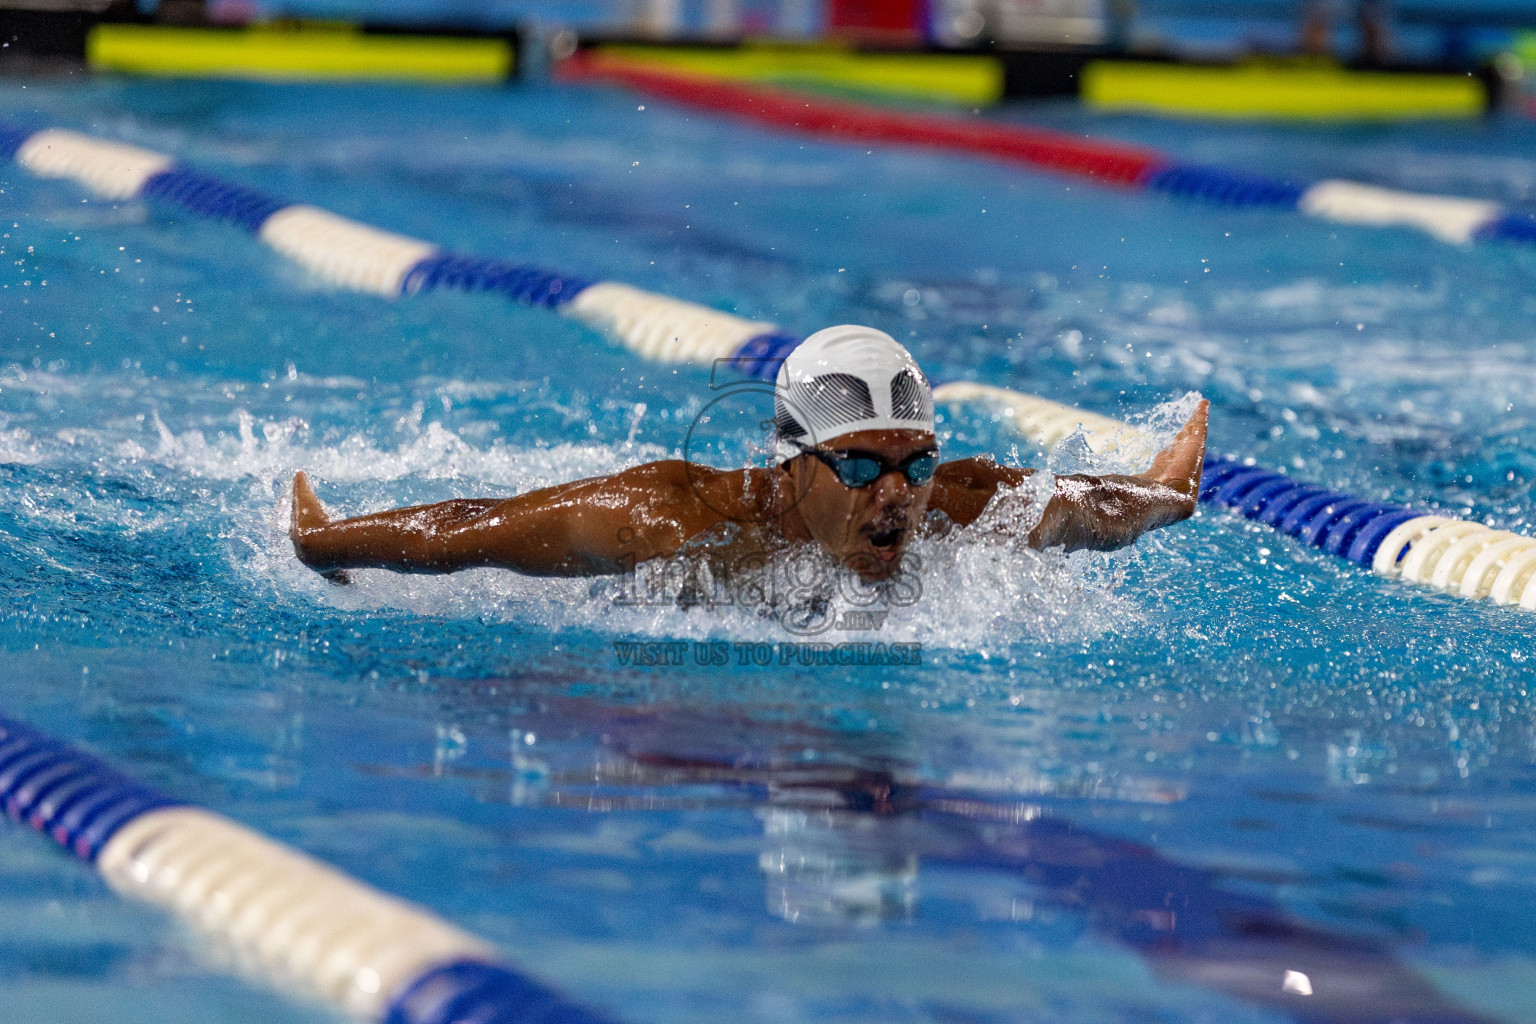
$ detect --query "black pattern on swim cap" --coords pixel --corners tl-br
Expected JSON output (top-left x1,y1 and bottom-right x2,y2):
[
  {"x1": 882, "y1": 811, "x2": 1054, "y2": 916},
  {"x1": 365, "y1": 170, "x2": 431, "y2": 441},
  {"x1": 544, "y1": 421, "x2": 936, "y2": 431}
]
[
  {"x1": 774, "y1": 408, "x2": 807, "y2": 440},
  {"x1": 889, "y1": 368, "x2": 932, "y2": 423},
  {"x1": 789, "y1": 373, "x2": 876, "y2": 432}
]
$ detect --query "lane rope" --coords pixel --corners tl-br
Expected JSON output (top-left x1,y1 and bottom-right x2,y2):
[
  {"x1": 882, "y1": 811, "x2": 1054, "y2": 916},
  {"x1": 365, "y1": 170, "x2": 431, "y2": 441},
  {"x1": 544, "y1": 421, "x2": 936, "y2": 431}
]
[
  {"x1": 0, "y1": 712, "x2": 620, "y2": 1024},
  {"x1": 554, "y1": 51, "x2": 1536, "y2": 249},
  {"x1": 0, "y1": 122, "x2": 1528, "y2": 610}
]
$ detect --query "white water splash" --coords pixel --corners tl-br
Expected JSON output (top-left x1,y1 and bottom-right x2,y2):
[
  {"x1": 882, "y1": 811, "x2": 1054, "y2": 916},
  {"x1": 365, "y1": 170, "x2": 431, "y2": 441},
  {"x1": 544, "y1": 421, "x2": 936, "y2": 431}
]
[{"x1": 0, "y1": 366, "x2": 1168, "y2": 652}]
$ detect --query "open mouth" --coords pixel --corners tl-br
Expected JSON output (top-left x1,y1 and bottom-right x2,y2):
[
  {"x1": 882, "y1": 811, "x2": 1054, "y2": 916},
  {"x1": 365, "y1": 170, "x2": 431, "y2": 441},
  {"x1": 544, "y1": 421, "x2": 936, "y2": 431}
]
[{"x1": 867, "y1": 525, "x2": 906, "y2": 552}]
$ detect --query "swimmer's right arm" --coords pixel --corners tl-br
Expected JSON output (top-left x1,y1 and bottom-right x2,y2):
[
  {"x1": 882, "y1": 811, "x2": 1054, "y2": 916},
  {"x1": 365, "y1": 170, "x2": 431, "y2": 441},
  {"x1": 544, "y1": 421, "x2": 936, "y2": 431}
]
[{"x1": 290, "y1": 461, "x2": 706, "y2": 577}]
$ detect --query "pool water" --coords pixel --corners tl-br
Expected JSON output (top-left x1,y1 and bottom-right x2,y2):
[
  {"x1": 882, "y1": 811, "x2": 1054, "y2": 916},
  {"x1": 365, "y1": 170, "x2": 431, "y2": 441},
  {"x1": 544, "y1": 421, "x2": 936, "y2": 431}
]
[{"x1": 4, "y1": 73, "x2": 1536, "y2": 1024}]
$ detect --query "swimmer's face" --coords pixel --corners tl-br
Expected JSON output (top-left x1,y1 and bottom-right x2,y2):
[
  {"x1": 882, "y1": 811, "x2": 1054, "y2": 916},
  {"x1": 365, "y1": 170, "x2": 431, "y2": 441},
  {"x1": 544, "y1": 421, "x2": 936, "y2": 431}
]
[{"x1": 786, "y1": 428, "x2": 937, "y2": 581}]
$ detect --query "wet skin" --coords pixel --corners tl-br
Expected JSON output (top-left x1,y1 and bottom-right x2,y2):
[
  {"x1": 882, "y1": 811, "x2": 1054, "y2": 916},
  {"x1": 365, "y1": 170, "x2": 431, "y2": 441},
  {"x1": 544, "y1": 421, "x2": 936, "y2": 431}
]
[{"x1": 291, "y1": 401, "x2": 1209, "y2": 583}]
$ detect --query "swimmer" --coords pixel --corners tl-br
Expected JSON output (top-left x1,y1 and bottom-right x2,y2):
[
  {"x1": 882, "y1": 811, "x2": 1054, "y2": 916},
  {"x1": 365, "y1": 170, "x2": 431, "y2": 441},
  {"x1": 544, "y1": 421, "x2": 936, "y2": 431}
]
[{"x1": 290, "y1": 325, "x2": 1208, "y2": 583}]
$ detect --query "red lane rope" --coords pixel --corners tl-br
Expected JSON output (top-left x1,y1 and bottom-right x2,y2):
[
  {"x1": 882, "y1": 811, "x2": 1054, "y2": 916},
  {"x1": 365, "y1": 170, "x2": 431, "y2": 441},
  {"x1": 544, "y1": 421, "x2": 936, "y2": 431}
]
[{"x1": 556, "y1": 51, "x2": 1162, "y2": 186}]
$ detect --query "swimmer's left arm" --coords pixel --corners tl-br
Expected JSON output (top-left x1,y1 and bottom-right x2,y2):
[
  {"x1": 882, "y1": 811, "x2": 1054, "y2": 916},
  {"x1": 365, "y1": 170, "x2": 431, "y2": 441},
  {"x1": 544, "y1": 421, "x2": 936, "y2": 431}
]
[{"x1": 931, "y1": 400, "x2": 1208, "y2": 552}]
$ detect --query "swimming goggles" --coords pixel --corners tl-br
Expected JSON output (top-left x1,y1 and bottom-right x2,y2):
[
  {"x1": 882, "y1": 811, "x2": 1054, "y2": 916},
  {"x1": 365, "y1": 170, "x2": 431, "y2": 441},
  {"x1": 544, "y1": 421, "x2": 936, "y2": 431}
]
[{"x1": 790, "y1": 441, "x2": 938, "y2": 488}]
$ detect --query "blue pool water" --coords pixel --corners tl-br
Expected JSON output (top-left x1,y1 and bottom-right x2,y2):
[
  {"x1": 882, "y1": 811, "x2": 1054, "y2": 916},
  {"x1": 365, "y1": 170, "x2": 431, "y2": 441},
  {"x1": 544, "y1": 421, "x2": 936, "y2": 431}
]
[{"x1": 4, "y1": 74, "x2": 1536, "y2": 1024}]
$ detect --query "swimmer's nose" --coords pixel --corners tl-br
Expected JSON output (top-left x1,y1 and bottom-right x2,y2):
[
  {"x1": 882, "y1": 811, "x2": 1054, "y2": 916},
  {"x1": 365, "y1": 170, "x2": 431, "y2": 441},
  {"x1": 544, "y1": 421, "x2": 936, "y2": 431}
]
[{"x1": 869, "y1": 470, "x2": 914, "y2": 507}]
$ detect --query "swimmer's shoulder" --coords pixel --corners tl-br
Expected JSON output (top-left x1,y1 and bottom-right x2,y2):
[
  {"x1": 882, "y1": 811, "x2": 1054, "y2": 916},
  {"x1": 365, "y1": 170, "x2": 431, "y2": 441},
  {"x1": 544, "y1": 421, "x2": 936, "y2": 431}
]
[
  {"x1": 930, "y1": 456, "x2": 1034, "y2": 527},
  {"x1": 614, "y1": 458, "x2": 694, "y2": 491},
  {"x1": 934, "y1": 455, "x2": 1032, "y2": 489},
  {"x1": 624, "y1": 460, "x2": 780, "y2": 524}
]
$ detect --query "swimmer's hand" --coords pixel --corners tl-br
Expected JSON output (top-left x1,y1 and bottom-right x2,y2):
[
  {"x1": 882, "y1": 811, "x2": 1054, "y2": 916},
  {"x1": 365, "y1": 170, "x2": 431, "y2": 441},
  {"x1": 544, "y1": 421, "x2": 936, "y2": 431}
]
[
  {"x1": 1029, "y1": 398, "x2": 1208, "y2": 552},
  {"x1": 290, "y1": 472, "x2": 352, "y2": 585},
  {"x1": 1142, "y1": 398, "x2": 1209, "y2": 505}
]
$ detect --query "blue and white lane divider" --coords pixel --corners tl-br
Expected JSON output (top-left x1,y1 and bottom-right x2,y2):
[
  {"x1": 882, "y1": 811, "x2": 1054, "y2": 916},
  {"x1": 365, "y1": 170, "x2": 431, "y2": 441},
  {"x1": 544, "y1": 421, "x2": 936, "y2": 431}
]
[
  {"x1": 0, "y1": 713, "x2": 619, "y2": 1024},
  {"x1": 0, "y1": 125, "x2": 792, "y2": 361},
  {"x1": 2, "y1": 124, "x2": 1532, "y2": 610}
]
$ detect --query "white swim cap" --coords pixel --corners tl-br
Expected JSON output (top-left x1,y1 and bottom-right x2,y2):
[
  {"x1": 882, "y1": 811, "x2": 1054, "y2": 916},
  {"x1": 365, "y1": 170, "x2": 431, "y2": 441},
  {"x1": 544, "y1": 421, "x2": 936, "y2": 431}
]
[{"x1": 773, "y1": 325, "x2": 935, "y2": 463}]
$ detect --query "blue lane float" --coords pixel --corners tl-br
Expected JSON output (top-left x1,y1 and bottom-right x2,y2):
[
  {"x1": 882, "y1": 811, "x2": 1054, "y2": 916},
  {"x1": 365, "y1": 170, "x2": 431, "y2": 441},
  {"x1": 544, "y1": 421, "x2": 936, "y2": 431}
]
[
  {"x1": 1, "y1": 121, "x2": 1532, "y2": 610},
  {"x1": 1198, "y1": 458, "x2": 1415, "y2": 567},
  {"x1": 0, "y1": 717, "x2": 183, "y2": 860},
  {"x1": 401, "y1": 253, "x2": 593, "y2": 308},
  {"x1": 1478, "y1": 211, "x2": 1536, "y2": 244},
  {"x1": 140, "y1": 165, "x2": 289, "y2": 233},
  {"x1": 1138, "y1": 163, "x2": 1310, "y2": 209},
  {"x1": 0, "y1": 712, "x2": 621, "y2": 1024}
]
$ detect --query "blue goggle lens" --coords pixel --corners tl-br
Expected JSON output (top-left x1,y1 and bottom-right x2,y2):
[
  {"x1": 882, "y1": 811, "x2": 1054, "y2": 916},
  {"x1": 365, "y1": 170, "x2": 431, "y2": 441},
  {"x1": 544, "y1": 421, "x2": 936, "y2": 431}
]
[
  {"x1": 834, "y1": 458, "x2": 882, "y2": 487},
  {"x1": 904, "y1": 454, "x2": 937, "y2": 485}
]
